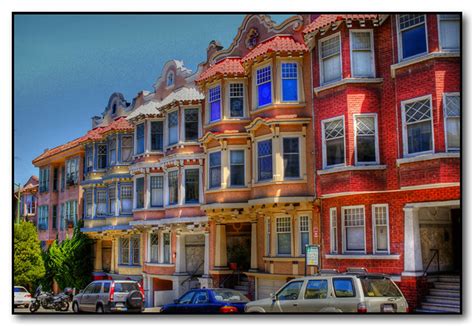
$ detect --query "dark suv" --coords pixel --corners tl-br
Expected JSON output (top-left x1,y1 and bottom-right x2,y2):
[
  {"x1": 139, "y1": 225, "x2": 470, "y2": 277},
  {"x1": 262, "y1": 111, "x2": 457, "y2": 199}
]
[{"x1": 72, "y1": 280, "x2": 144, "y2": 313}]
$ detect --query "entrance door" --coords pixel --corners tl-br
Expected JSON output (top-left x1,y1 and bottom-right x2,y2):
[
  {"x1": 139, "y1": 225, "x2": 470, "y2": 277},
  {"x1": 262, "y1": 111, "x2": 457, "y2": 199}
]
[
  {"x1": 102, "y1": 240, "x2": 112, "y2": 272},
  {"x1": 451, "y1": 208, "x2": 461, "y2": 272},
  {"x1": 185, "y1": 234, "x2": 205, "y2": 275}
]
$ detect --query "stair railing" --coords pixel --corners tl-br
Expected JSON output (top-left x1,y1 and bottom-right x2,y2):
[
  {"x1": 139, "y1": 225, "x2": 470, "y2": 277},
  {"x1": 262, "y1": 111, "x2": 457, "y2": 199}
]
[
  {"x1": 219, "y1": 268, "x2": 240, "y2": 288},
  {"x1": 423, "y1": 249, "x2": 440, "y2": 276},
  {"x1": 181, "y1": 260, "x2": 204, "y2": 286}
]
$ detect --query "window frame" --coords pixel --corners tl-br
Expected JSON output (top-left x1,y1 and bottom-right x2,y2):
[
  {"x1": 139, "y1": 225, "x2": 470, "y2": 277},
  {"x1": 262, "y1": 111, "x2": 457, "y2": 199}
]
[
  {"x1": 265, "y1": 217, "x2": 271, "y2": 256},
  {"x1": 108, "y1": 135, "x2": 117, "y2": 166},
  {"x1": 108, "y1": 184, "x2": 116, "y2": 216},
  {"x1": 148, "y1": 231, "x2": 159, "y2": 264},
  {"x1": 297, "y1": 214, "x2": 311, "y2": 256},
  {"x1": 228, "y1": 147, "x2": 246, "y2": 187},
  {"x1": 183, "y1": 166, "x2": 201, "y2": 204},
  {"x1": 228, "y1": 81, "x2": 246, "y2": 118},
  {"x1": 121, "y1": 134, "x2": 134, "y2": 163},
  {"x1": 95, "y1": 189, "x2": 107, "y2": 217},
  {"x1": 438, "y1": 14, "x2": 461, "y2": 52},
  {"x1": 349, "y1": 29, "x2": 376, "y2": 78},
  {"x1": 167, "y1": 109, "x2": 180, "y2": 147},
  {"x1": 353, "y1": 113, "x2": 380, "y2": 165},
  {"x1": 167, "y1": 168, "x2": 179, "y2": 206},
  {"x1": 97, "y1": 143, "x2": 108, "y2": 169},
  {"x1": 134, "y1": 176, "x2": 145, "y2": 210},
  {"x1": 148, "y1": 119, "x2": 164, "y2": 152},
  {"x1": 208, "y1": 83, "x2": 222, "y2": 123},
  {"x1": 443, "y1": 92, "x2": 461, "y2": 152},
  {"x1": 181, "y1": 107, "x2": 201, "y2": 143},
  {"x1": 256, "y1": 137, "x2": 273, "y2": 182},
  {"x1": 119, "y1": 183, "x2": 133, "y2": 215},
  {"x1": 161, "y1": 231, "x2": 171, "y2": 264},
  {"x1": 372, "y1": 204, "x2": 390, "y2": 254},
  {"x1": 135, "y1": 122, "x2": 145, "y2": 155},
  {"x1": 329, "y1": 208, "x2": 338, "y2": 254},
  {"x1": 275, "y1": 215, "x2": 292, "y2": 256},
  {"x1": 280, "y1": 61, "x2": 300, "y2": 103},
  {"x1": 254, "y1": 63, "x2": 273, "y2": 109},
  {"x1": 319, "y1": 32, "x2": 343, "y2": 86},
  {"x1": 397, "y1": 14, "x2": 429, "y2": 61},
  {"x1": 208, "y1": 149, "x2": 222, "y2": 190},
  {"x1": 321, "y1": 115, "x2": 346, "y2": 169},
  {"x1": 148, "y1": 173, "x2": 164, "y2": 208},
  {"x1": 341, "y1": 205, "x2": 366, "y2": 254},
  {"x1": 282, "y1": 136, "x2": 302, "y2": 179},
  {"x1": 401, "y1": 95, "x2": 435, "y2": 157}
]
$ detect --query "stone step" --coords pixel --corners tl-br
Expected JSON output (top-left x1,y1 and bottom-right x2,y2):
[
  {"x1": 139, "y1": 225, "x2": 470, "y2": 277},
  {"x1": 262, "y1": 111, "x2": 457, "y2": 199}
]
[
  {"x1": 429, "y1": 288, "x2": 460, "y2": 297},
  {"x1": 433, "y1": 282, "x2": 460, "y2": 290},
  {"x1": 421, "y1": 302, "x2": 461, "y2": 313},
  {"x1": 438, "y1": 276, "x2": 460, "y2": 283},
  {"x1": 424, "y1": 295, "x2": 460, "y2": 305}
]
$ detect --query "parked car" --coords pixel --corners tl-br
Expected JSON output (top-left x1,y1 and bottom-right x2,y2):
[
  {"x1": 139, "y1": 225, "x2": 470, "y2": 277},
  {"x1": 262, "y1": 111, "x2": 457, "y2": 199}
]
[
  {"x1": 72, "y1": 280, "x2": 144, "y2": 313},
  {"x1": 245, "y1": 273, "x2": 409, "y2": 313},
  {"x1": 14, "y1": 286, "x2": 32, "y2": 308},
  {"x1": 160, "y1": 288, "x2": 249, "y2": 314}
]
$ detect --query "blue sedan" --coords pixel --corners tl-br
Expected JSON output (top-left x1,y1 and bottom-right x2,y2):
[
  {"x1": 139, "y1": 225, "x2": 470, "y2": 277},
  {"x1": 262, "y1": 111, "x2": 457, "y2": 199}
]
[{"x1": 160, "y1": 288, "x2": 249, "y2": 314}]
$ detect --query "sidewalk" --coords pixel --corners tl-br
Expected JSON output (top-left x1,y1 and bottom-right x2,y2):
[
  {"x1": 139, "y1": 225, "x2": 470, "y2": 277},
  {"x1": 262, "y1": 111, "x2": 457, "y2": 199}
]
[{"x1": 144, "y1": 306, "x2": 162, "y2": 313}]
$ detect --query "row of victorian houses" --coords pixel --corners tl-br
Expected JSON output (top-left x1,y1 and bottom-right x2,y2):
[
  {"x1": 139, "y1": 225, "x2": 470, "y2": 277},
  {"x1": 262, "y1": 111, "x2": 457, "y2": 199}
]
[{"x1": 30, "y1": 14, "x2": 461, "y2": 309}]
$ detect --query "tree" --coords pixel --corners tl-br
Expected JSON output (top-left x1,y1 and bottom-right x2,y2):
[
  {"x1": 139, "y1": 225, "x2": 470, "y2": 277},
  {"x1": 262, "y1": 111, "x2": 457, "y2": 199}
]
[{"x1": 14, "y1": 221, "x2": 45, "y2": 291}]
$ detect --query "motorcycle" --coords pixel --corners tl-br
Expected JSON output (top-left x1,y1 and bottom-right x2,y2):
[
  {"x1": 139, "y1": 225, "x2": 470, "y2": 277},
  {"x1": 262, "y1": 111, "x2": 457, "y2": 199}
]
[{"x1": 29, "y1": 285, "x2": 70, "y2": 313}]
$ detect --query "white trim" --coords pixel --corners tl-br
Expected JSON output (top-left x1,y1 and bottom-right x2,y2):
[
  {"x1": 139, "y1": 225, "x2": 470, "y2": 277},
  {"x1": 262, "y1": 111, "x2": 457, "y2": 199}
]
[
  {"x1": 438, "y1": 14, "x2": 461, "y2": 52},
  {"x1": 400, "y1": 182, "x2": 460, "y2": 191},
  {"x1": 314, "y1": 78, "x2": 383, "y2": 94},
  {"x1": 318, "y1": 165, "x2": 386, "y2": 175},
  {"x1": 353, "y1": 113, "x2": 380, "y2": 165},
  {"x1": 390, "y1": 52, "x2": 460, "y2": 78},
  {"x1": 396, "y1": 14, "x2": 429, "y2": 62},
  {"x1": 321, "y1": 115, "x2": 346, "y2": 169},
  {"x1": 401, "y1": 94, "x2": 435, "y2": 158},
  {"x1": 329, "y1": 207, "x2": 338, "y2": 254},
  {"x1": 130, "y1": 215, "x2": 208, "y2": 226},
  {"x1": 341, "y1": 205, "x2": 366, "y2": 254},
  {"x1": 318, "y1": 32, "x2": 343, "y2": 86},
  {"x1": 443, "y1": 92, "x2": 461, "y2": 152},
  {"x1": 396, "y1": 152, "x2": 459, "y2": 166},
  {"x1": 326, "y1": 254, "x2": 400, "y2": 260},
  {"x1": 371, "y1": 204, "x2": 390, "y2": 254},
  {"x1": 349, "y1": 29, "x2": 376, "y2": 78},
  {"x1": 404, "y1": 199, "x2": 460, "y2": 209}
]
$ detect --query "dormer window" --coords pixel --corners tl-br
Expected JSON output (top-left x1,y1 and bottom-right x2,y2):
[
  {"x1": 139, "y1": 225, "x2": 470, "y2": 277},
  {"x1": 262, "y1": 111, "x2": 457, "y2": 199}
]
[{"x1": 167, "y1": 71, "x2": 174, "y2": 87}]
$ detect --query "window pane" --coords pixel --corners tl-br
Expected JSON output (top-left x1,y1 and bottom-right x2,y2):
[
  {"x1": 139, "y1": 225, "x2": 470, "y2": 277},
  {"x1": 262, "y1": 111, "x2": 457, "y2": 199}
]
[
  {"x1": 136, "y1": 124, "x2": 145, "y2": 154},
  {"x1": 108, "y1": 186, "x2": 116, "y2": 215},
  {"x1": 209, "y1": 86, "x2": 221, "y2": 122},
  {"x1": 344, "y1": 207, "x2": 365, "y2": 251},
  {"x1": 121, "y1": 185, "x2": 133, "y2": 213},
  {"x1": 446, "y1": 118, "x2": 460, "y2": 149},
  {"x1": 304, "y1": 280, "x2": 328, "y2": 299},
  {"x1": 407, "y1": 121, "x2": 432, "y2": 153},
  {"x1": 230, "y1": 83, "x2": 244, "y2": 117},
  {"x1": 258, "y1": 140, "x2": 273, "y2": 181},
  {"x1": 283, "y1": 138, "x2": 300, "y2": 178},
  {"x1": 277, "y1": 281, "x2": 303, "y2": 301},
  {"x1": 333, "y1": 279, "x2": 355, "y2": 297},
  {"x1": 150, "y1": 176, "x2": 163, "y2": 207},
  {"x1": 282, "y1": 63, "x2": 298, "y2": 102},
  {"x1": 326, "y1": 138, "x2": 345, "y2": 166},
  {"x1": 121, "y1": 135, "x2": 133, "y2": 162},
  {"x1": 120, "y1": 238, "x2": 130, "y2": 265},
  {"x1": 440, "y1": 16, "x2": 460, "y2": 50},
  {"x1": 401, "y1": 24, "x2": 427, "y2": 58},
  {"x1": 209, "y1": 152, "x2": 221, "y2": 188},
  {"x1": 150, "y1": 233, "x2": 159, "y2": 263},
  {"x1": 131, "y1": 236, "x2": 140, "y2": 265},
  {"x1": 163, "y1": 233, "x2": 170, "y2": 263},
  {"x1": 135, "y1": 178, "x2": 144, "y2": 209},
  {"x1": 230, "y1": 150, "x2": 245, "y2": 186},
  {"x1": 258, "y1": 82, "x2": 272, "y2": 107},
  {"x1": 151, "y1": 121, "x2": 163, "y2": 151},
  {"x1": 96, "y1": 190, "x2": 107, "y2": 216},
  {"x1": 168, "y1": 171, "x2": 178, "y2": 205},
  {"x1": 185, "y1": 169, "x2": 199, "y2": 203},
  {"x1": 185, "y1": 109, "x2": 199, "y2": 141},
  {"x1": 168, "y1": 111, "x2": 178, "y2": 145}
]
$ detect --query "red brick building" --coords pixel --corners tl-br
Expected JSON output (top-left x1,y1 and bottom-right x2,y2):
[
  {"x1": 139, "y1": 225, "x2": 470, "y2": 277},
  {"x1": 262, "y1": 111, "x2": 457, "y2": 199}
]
[{"x1": 304, "y1": 14, "x2": 460, "y2": 310}]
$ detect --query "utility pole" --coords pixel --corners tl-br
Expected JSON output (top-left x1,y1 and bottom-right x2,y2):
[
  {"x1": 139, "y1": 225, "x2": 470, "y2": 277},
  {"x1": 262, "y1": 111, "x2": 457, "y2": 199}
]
[{"x1": 14, "y1": 183, "x2": 22, "y2": 224}]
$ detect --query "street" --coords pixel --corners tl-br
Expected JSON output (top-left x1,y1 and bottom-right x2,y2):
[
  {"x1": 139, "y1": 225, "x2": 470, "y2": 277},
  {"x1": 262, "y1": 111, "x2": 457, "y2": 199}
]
[{"x1": 13, "y1": 305, "x2": 162, "y2": 314}]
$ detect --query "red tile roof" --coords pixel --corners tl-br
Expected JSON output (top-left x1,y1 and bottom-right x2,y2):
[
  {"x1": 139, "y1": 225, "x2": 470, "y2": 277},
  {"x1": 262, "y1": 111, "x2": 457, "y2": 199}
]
[
  {"x1": 303, "y1": 14, "x2": 379, "y2": 34},
  {"x1": 242, "y1": 36, "x2": 308, "y2": 63},
  {"x1": 196, "y1": 58, "x2": 245, "y2": 83},
  {"x1": 32, "y1": 136, "x2": 85, "y2": 164}
]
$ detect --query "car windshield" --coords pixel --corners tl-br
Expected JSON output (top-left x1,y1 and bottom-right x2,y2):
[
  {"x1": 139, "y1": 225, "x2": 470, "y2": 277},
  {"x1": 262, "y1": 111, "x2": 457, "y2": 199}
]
[
  {"x1": 360, "y1": 278, "x2": 402, "y2": 297},
  {"x1": 114, "y1": 282, "x2": 139, "y2": 293},
  {"x1": 212, "y1": 289, "x2": 249, "y2": 303}
]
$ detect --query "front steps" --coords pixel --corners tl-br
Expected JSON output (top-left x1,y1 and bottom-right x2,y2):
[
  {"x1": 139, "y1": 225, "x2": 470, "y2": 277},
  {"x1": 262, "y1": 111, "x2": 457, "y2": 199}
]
[{"x1": 417, "y1": 274, "x2": 461, "y2": 313}]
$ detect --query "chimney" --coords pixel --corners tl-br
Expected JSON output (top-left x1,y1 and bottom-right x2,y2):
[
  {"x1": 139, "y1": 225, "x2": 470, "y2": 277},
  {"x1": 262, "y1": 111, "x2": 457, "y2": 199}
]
[
  {"x1": 91, "y1": 116, "x2": 102, "y2": 129},
  {"x1": 206, "y1": 40, "x2": 224, "y2": 62}
]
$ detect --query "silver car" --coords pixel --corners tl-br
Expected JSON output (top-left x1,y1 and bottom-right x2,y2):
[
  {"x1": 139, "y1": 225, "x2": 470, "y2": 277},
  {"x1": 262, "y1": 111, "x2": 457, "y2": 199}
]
[
  {"x1": 245, "y1": 274, "x2": 409, "y2": 313},
  {"x1": 14, "y1": 286, "x2": 32, "y2": 308}
]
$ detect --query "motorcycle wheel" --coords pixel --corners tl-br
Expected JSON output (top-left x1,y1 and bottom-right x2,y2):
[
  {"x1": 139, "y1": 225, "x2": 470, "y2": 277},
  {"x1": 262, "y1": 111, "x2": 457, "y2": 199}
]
[
  {"x1": 29, "y1": 301, "x2": 40, "y2": 313},
  {"x1": 59, "y1": 301, "x2": 69, "y2": 312}
]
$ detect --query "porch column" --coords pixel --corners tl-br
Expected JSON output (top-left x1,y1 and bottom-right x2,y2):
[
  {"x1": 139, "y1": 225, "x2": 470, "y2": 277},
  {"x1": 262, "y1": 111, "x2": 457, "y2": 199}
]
[
  {"x1": 215, "y1": 224, "x2": 228, "y2": 268},
  {"x1": 110, "y1": 238, "x2": 116, "y2": 273},
  {"x1": 403, "y1": 206, "x2": 423, "y2": 276},
  {"x1": 250, "y1": 221, "x2": 258, "y2": 271},
  {"x1": 175, "y1": 233, "x2": 187, "y2": 274},
  {"x1": 203, "y1": 232, "x2": 210, "y2": 276},
  {"x1": 94, "y1": 239, "x2": 103, "y2": 271}
]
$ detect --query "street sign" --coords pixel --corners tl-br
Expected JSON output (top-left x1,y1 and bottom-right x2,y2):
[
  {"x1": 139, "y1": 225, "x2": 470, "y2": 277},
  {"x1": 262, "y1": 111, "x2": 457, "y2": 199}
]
[{"x1": 305, "y1": 245, "x2": 320, "y2": 267}]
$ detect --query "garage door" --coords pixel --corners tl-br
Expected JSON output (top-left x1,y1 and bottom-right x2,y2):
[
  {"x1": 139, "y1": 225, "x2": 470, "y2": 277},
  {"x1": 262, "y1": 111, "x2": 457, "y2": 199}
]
[{"x1": 257, "y1": 278, "x2": 286, "y2": 300}]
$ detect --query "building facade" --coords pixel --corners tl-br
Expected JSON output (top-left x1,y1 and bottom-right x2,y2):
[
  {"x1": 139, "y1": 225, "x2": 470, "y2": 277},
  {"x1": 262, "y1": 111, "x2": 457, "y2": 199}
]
[{"x1": 14, "y1": 175, "x2": 39, "y2": 225}]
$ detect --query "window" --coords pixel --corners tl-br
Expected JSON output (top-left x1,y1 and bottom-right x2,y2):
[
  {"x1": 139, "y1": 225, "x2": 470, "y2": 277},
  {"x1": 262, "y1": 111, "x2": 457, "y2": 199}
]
[
  {"x1": 131, "y1": 236, "x2": 140, "y2": 265},
  {"x1": 299, "y1": 215, "x2": 310, "y2": 255},
  {"x1": 168, "y1": 111, "x2": 179, "y2": 145},
  {"x1": 184, "y1": 109, "x2": 199, "y2": 141},
  {"x1": 149, "y1": 233, "x2": 159, "y2": 263},
  {"x1": 162, "y1": 232, "x2": 171, "y2": 263},
  {"x1": 320, "y1": 34, "x2": 342, "y2": 84},
  {"x1": 178, "y1": 291, "x2": 195, "y2": 304},
  {"x1": 265, "y1": 218, "x2": 271, "y2": 256},
  {"x1": 230, "y1": 150, "x2": 245, "y2": 186},
  {"x1": 276, "y1": 217, "x2": 291, "y2": 255},
  {"x1": 167, "y1": 71, "x2": 174, "y2": 87},
  {"x1": 97, "y1": 144, "x2": 107, "y2": 169},
  {"x1": 277, "y1": 281, "x2": 303, "y2": 301},
  {"x1": 304, "y1": 280, "x2": 328, "y2": 299},
  {"x1": 330, "y1": 208, "x2": 338, "y2": 254},
  {"x1": 64, "y1": 200, "x2": 77, "y2": 226},
  {"x1": 257, "y1": 140, "x2": 273, "y2": 181},
  {"x1": 323, "y1": 117, "x2": 345, "y2": 167},
  {"x1": 444, "y1": 94, "x2": 460, "y2": 151},
  {"x1": 121, "y1": 135, "x2": 133, "y2": 162},
  {"x1": 85, "y1": 146, "x2": 93, "y2": 172},
  {"x1": 150, "y1": 176, "x2": 163, "y2": 207},
  {"x1": 108, "y1": 186, "x2": 116, "y2": 215},
  {"x1": 61, "y1": 166, "x2": 65, "y2": 192},
  {"x1": 60, "y1": 203, "x2": 65, "y2": 229},
  {"x1": 85, "y1": 189, "x2": 93, "y2": 218},
  {"x1": 109, "y1": 136, "x2": 117, "y2": 165},
  {"x1": 333, "y1": 278, "x2": 355, "y2": 297},
  {"x1": 373, "y1": 205, "x2": 389, "y2": 253},
  {"x1": 439, "y1": 14, "x2": 460, "y2": 51},
  {"x1": 168, "y1": 171, "x2": 178, "y2": 205},
  {"x1": 120, "y1": 238, "x2": 130, "y2": 265},
  {"x1": 96, "y1": 190, "x2": 107, "y2": 216},
  {"x1": 52, "y1": 205, "x2": 57, "y2": 229},
  {"x1": 343, "y1": 207, "x2": 365, "y2": 253},
  {"x1": 120, "y1": 236, "x2": 140, "y2": 265},
  {"x1": 209, "y1": 152, "x2": 221, "y2": 189},
  {"x1": 209, "y1": 86, "x2": 221, "y2": 122},
  {"x1": 229, "y1": 83, "x2": 244, "y2": 117},
  {"x1": 283, "y1": 137, "x2": 300, "y2": 178},
  {"x1": 355, "y1": 115, "x2": 378, "y2": 164},
  {"x1": 135, "y1": 177, "x2": 144, "y2": 209},
  {"x1": 281, "y1": 63, "x2": 298, "y2": 102},
  {"x1": 136, "y1": 123, "x2": 145, "y2": 154},
  {"x1": 102, "y1": 283, "x2": 110, "y2": 293},
  {"x1": 38, "y1": 205, "x2": 49, "y2": 230},
  {"x1": 66, "y1": 158, "x2": 79, "y2": 186},
  {"x1": 120, "y1": 185, "x2": 133, "y2": 214},
  {"x1": 398, "y1": 14, "x2": 427, "y2": 60},
  {"x1": 39, "y1": 168, "x2": 49, "y2": 193},
  {"x1": 350, "y1": 31, "x2": 374, "y2": 77},
  {"x1": 185, "y1": 169, "x2": 200, "y2": 204},
  {"x1": 150, "y1": 121, "x2": 163, "y2": 151},
  {"x1": 25, "y1": 194, "x2": 36, "y2": 215},
  {"x1": 256, "y1": 66, "x2": 272, "y2": 107},
  {"x1": 402, "y1": 97, "x2": 433, "y2": 155},
  {"x1": 53, "y1": 168, "x2": 58, "y2": 192},
  {"x1": 193, "y1": 291, "x2": 209, "y2": 304}
]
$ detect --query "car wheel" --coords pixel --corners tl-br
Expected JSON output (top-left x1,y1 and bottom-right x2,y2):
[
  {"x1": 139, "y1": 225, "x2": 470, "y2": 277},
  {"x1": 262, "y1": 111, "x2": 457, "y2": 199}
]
[
  {"x1": 72, "y1": 302, "x2": 81, "y2": 313},
  {"x1": 96, "y1": 305, "x2": 104, "y2": 313}
]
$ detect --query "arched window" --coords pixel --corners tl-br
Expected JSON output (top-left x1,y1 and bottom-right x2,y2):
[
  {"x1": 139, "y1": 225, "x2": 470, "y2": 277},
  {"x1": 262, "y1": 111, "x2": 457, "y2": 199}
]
[
  {"x1": 167, "y1": 71, "x2": 174, "y2": 87},
  {"x1": 112, "y1": 103, "x2": 117, "y2": 115}
]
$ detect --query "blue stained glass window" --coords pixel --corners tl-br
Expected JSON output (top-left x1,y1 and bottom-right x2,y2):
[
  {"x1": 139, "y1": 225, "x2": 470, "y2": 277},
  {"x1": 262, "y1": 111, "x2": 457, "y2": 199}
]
[
  {"x1": 256, "y1": 66, "x2": 272, "y2": 107},
  {"x1": 282, "y1": 63, "x2": 298, "y2": 102},
  {"x1": 209, "y1": 86, "x2": 221, "y2": 122},
  {"x1": 258, "y1": 140, "x2": 272, "y2": 181},
  {"x1": 136, "y1": 123, "x2": 145, "y2": 154},
  {"x1": 399, "y1": 14, "x2": 427, "y2": 59}
]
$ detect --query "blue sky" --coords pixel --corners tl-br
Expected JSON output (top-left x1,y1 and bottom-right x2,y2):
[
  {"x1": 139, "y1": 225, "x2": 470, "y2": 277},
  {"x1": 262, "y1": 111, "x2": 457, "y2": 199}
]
[{"x1": 14, "y1": 14, "x2": 292, "y2": 185}]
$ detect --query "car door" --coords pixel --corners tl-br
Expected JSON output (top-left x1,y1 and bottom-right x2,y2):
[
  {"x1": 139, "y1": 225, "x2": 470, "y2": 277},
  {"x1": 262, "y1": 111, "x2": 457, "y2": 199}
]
[
  {"x1": 273, "y1": 281, "x2": 304, "y2": 312},
  {"x1": 80, "y1": 283, "x2": 96, "y2": 312},
  {"x1": 331, "y1": 277, "x2": 359, "y2": 312},
  {"x1": 189, "y1": 290, "x2": 214, "y2": 313},
  {"x1": 297, "y1": 279, "x2": 332, "y2": 312},
  {"x1": 173, "y1": 291, "x2": 196, "y2": 313}
]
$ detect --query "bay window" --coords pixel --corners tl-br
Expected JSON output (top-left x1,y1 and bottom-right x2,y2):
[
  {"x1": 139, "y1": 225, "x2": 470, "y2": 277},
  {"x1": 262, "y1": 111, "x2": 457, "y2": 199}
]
[
  {"x1": 342, "y1": 206, "x2": 366, "y2": 253},
  {"x1": 66, "y1": 158, "x2": 79, "y2": 185},
  {"x1": 168, "y1": 111, "x2": 179, "y2": 145},
  {"x1": 402, "y1": 96, "x2": 433, "y2": 156},
  {"x1": 330, "y1": 208, "x2": 338, "y2": 254},
  {"x1": 120, "y1": 238, "x2": 130, "y2": 265},
  {"x1": 184, "y1": 108, "x2": 199, "y2": 141},
  {"x1": 109, "y1": 136, "x2": 117, "y2": 165},
  {"x1": 149, "y1": 233, "x2": 159, "y2": 263},
  {"x1": 120, "y1": 185, "x2": 133, "y2": 214},
  {"x1": 230, "y1": 150, "x2": 245, "y2": 186},
  {"x1": 131, "y1": 236, "x2": 140, "y2": 265},
  {"x1": 256, "y1": 65, "x2": 272, "y2": 107},
  {"x1": 283, "y1": 137, "x2": 300, "y2": 178},
  {"x1": 38, "y1": 205, "x2": 48, "y2": 230},
  {"x1": 355, "y1": 115, "x2": 378, "y2": 164},
  {"x1": 168, "y1": 170, "x2": 178, "y2": 205},
  {"x1": 229, "y1": 83, "x2": 244, "y2": 117},
  {"x1": 151, "y1": 121, "x2": 163, "y2": 151},
  {"x1": 25, "y1": 194, "x2": 36, "y2": 215},
  {"x1": 372, "y1": 204, "x2": 389, "y2": 253},
  {"x1": 281, "y1": 62, "x2": 298, "y2": 102},
  {"x1": 299, "y1": 215, "x2": 310, "y2": 255},
  {"x1": 120, "y1": 236, "x2": 140, "y2": 266},
  {"x1": 444, "y1": 94, "x2": 460, "y2": 151},
  {"x1": 209, "y1": 152, "x2": 221, "y2": 189},
  {"x1": 185, "y1": 168, "x2": 200, "y2": 204},
  {"x1": 121, "y1": 135, "x2": 133, "y2": 162},
  {"x1": 398, "y1": 14, "x2": 427, "y2": 60},
  {"x1": 85, "y1": 145, "x2": 93, "y2": 172},
  {"x1": 276, "y1": 216, "x2": 291, "y2": 255},
  {"x1": 97, "y1": 144, "x2": 107, "y2": 169},
  {"x1": 209, "y1": 86, "x2": 221, "y2": 122},
  {"x1": 320, "y1": 34, "x2": 342, "y2": 85},
  {"x1": 85, "y1": 189, "x2": 93, "y2": 218},
  {"x1": 323, "y1": 117, "x2": 345, "y2": 168},
  {"x1": 96, "y1": 189, "x2": 107, "y2": 216},
  {"x1": 150, "y1": 175, "x2": 164, "y2": 207},
  {"x1": 135, "y1": 177, "x2": 144, "y2": 209},
  {"x1": 439, "y1": 14, "x2": 460, "y2": 51},
  {"x1": 162, "y1": 232, "x2": 171, "y2": 264},
  {"x1": 108, "y1": 185, "x2": 116, "y2": 215},
  {"x1": 136, "y1": 123, "x2": 145, "y2": 154},
  {"x1": 350, "y1": 31, "x2": 374, "y2": 77},
  {"x1": 257, "y1": 139, "x2": 273, "y2": 181}
]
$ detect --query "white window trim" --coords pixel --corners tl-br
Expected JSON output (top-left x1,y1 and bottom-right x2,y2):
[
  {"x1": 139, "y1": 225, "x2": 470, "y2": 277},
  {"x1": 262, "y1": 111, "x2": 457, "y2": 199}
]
[
  {"x1": 401, "y1": 94, "x2": 435, "y2": 158},
  {"x1": 253, "y1": 60, "x2": 274, "y2": 110},
  {"x1": 181, "y1": 106, "x2": 202, "y2": 144},
  {"x1": 329, "y1": 207, "x2": 338, "y2": 254},
  {"x1": 341, "y1": 205, "x2": 367, "y2": 254},
  {"x1": 207, "y1": 148, "x2": 222, "y2": 190},
  {"x1": 207, "y1": 82, "x2": 223, "y2": 124},
  {"x1": 321, "y1": 115, "x2": 346, "y2": 169},
  {"x1": 182, "y1": 165, "x2": 202, "y2": 205},
  {"x1": 296, "y1": 213, "x2": 312, "y2": 256},
  {"x1": 134, "y1": 122, "x2": 146, "y2": 156},
  {"x1": 279, "y1": 60, "x2": 301, "y2": 104},
  {"x1": 227, "y1": 80, "x2": 247, "y2": 118},
  {"x1": 349, "y1": 29, "x2": 376, "y2": 78},
  {"x1": 166, "y1": 108, "x2": 180, "y2": 148},
  {"x1": 133, "y1": 175, "x2": 146, "y2": 210},
  {"x1": 147, "y1": 118, "x2": 165, "y2": 153},
  {"x1": 319, "y1": 32, "x2": 343, "y2": 86},
  {"x1": 280, "y1": 133, "x2": 304, "y2": 180},
  {"x1": 397, "y1": 14, "x2": 429, "y2": 62},
  {"x1": 166, "y1": 167, "x2": 179, "y2": 207},
  {"x1": 443, "y1": 92, "x2": 461, "y2": 152},
  {"x1": 353, "y1": 113, "x2": 380, "y2": 165},
  {"x1": 228, "y1": 145, "x2": 248, "y2": 188},
  {"x1": 438, "y1": 14, "x2": 461, "y2": 52},
  {"x1": 147, "y1": 173, "x2": 165, "y2": 209},
  {"x1": 254, "y1": 135, "x2": 274, "y2": 183},
  {"x1": 372, "y1": 204, "x2": 390, "y2": 254},
  {"x1": 274, "y1": 215, "x2": 293, "y2": 256}
]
